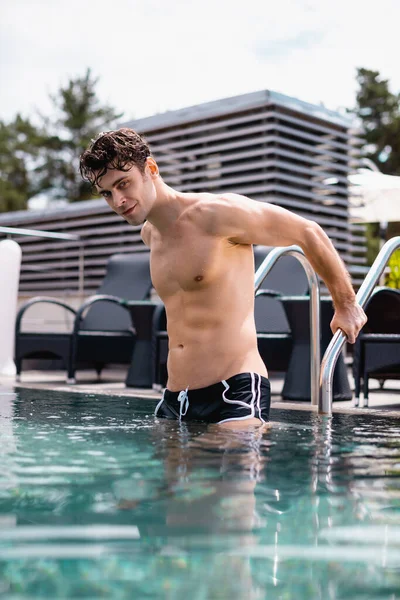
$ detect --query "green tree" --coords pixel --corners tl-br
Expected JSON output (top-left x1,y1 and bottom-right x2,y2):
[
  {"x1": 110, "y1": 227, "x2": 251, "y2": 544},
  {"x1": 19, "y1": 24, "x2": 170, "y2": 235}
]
[
  {"x1": 37, "y1": 69, "x2": 123, "y2": 201},
  {"x1": 0, "y1": 115, "x2": 42, "y2": 212},
  {"x1": 385, "y1": 249, "x2": 400, "y2": 289},
  {"x1": 0, "y1": 70, "x2": 123, "y2": 212},
  {"x1": 354, "y1": 68, "x2": 400, "y2": 175}
]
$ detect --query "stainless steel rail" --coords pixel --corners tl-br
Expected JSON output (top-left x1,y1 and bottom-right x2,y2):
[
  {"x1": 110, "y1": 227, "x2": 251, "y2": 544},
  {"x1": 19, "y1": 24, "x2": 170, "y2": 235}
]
[
  {"x1": 0, "y1": 226, "x2": 85, "y2": 295},
  {"x1": 254, "y1": 245, "x2": 321, "y2": 406},
  {"x1": 319, "y1": 236, "x2": 400, "y2": 415},
  {"x1": 0, "y1": 226, "x2": 80, "y2": 241}
]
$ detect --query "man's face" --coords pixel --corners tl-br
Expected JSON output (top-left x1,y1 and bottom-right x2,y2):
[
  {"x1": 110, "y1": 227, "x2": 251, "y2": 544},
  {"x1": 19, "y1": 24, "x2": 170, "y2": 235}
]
[{"x1": 96, "y1": 162, "x2": 157, "y2": 226}]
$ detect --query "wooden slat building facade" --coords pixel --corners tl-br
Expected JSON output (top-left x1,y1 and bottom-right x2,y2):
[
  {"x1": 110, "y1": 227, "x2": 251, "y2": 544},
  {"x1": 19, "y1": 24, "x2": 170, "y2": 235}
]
[{"x1": 0, "y1": 89, "x2": 366, "y2": 298}]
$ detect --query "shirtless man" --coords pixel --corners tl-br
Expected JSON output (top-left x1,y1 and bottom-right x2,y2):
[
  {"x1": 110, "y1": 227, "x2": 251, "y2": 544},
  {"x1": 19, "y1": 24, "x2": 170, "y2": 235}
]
[{"x1": 79, "y1": 128, "x2": 367, "y2": 427}]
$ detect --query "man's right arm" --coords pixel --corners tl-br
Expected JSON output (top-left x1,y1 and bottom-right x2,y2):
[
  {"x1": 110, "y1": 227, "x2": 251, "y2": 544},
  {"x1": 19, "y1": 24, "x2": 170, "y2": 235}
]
[{"x1": 205, "y1": 194, "x2": 367, "y2": 343}]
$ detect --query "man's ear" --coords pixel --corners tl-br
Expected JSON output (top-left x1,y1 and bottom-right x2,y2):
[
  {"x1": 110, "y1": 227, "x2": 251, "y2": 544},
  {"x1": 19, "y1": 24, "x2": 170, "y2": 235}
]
[{"x1": 146, "y1": 156, "x2": 159, "y2": 177}]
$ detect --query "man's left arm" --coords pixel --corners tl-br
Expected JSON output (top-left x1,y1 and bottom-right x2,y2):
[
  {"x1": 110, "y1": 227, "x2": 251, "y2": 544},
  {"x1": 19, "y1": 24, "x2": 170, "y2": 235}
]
[{"x1": 209, "y1": 194, "x2": 367, "y2": 343}]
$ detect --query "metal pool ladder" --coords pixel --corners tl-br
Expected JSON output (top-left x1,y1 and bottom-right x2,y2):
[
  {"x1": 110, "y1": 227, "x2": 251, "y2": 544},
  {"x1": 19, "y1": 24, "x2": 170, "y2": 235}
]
[
  {"x1": 319, "y1": 236, "x2": 400, "y2": 415},
  {"x1": 255, "y1": 237, "x2": 400, "y2": 416},
  {"x1": 254, "y1": 245, "x2": 321, "y2": 407}
]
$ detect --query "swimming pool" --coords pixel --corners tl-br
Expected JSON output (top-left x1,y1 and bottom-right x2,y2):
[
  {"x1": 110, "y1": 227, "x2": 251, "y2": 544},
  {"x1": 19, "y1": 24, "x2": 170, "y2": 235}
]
[{"x1": 0, "y1": 387, "x2": 399, "y2": 599}]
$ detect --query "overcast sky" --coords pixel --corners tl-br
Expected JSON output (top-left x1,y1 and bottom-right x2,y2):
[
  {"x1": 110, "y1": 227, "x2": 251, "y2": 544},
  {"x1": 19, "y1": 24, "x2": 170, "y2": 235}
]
[{"x1": 1, "y1": 0, "x2": 400, "y2": 125}]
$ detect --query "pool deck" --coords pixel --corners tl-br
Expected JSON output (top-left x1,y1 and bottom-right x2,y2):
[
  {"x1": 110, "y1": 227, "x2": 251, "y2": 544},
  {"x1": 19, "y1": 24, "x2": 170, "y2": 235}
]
[{"x1": 2, "y1": 368, "x2": 400, "y2": 417}]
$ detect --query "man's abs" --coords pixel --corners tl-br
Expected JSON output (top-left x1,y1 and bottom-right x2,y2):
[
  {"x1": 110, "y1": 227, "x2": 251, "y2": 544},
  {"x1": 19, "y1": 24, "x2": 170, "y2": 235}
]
[{"x1": 166, "y1": 323, "x2": 268, "y2": 392}]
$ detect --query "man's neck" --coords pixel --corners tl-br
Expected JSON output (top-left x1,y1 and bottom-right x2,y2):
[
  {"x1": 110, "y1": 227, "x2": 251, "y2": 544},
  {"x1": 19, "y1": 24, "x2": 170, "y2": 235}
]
[{"x1": 147, "y1": 181, "x2": 186, "y2": 233}]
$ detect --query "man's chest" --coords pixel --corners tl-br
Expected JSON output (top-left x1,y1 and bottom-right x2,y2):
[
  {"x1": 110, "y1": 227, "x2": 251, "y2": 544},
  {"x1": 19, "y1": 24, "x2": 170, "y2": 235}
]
[{"x1": 149, "y1": 233, "x2": 229, "y2": 296}]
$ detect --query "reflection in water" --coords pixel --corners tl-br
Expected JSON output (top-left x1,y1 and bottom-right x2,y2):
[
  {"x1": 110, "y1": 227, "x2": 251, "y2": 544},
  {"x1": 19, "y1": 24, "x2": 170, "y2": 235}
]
[
  {"x1": 0, "y1": 388, "x2": 399, "y2": 598},
  {"x1": 152, "y1": 421, "x2": 268, "y2": 599}
]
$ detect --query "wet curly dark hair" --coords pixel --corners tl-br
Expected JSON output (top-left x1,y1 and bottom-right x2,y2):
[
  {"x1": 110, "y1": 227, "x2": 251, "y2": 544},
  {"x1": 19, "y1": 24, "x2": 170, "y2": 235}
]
[{"x1": 79, "y1": 128, "x2": 151, "y2": 187}]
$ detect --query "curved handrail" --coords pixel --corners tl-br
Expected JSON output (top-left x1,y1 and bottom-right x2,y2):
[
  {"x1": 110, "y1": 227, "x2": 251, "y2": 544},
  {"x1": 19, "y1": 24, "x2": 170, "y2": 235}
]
[
  {"x1": 319, "y1": 236, "x2": 400, "y2": 415},
  {"x1": 254, "y1": 245, "x2": 321, "y2": 405}
]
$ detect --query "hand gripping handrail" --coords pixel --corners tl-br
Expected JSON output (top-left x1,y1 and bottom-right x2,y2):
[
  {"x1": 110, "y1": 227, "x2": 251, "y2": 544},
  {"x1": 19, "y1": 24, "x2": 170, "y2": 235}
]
[
  {"x1": 254, "y1": 245, "x2": 321, "y2": 405},
  {"x1": 319, "y1": 236, "x2": 400, "y2": 415}
]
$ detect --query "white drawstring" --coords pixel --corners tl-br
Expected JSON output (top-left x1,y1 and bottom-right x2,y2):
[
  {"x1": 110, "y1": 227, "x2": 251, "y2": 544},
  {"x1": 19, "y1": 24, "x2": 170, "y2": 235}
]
[{"x1": 177, "y1": 386, "x2": 189, "y2": 420}]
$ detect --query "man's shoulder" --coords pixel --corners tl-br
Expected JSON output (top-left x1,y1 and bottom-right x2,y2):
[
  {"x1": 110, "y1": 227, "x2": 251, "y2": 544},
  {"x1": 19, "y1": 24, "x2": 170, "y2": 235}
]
[
  {"x1": 189, "y1": 192, "x2": 252, "y2": 221},
  {"x1": 181, "y1": 193, "x2": 248, "y2": 240},
  {"x1": 186, "y1": 192, "x2": 237, "y2": 218},
  {"x1": 197, "y1": 192, "x2": 239, "y2": 205},
  {"x1": 182, "y1": 193, "x2": 220, "y2": 228}
]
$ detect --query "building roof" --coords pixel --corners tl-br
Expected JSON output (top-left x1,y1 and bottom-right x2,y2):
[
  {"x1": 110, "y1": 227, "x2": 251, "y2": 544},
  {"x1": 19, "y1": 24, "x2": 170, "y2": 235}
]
[{"x1": 122, "y1": 89, "x2": 353, "y2": 133}]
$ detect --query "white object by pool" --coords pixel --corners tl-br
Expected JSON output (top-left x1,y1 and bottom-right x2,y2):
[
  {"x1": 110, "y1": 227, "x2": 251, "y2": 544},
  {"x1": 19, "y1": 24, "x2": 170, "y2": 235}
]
[{"x1": 0, "y1": 239, "x2": 22, "y2": 376}]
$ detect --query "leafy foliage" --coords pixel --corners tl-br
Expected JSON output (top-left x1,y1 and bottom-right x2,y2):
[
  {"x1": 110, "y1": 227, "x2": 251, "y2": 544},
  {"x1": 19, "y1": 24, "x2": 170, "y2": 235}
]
[
  {"x1": 354, "y1": 68, "x2": 400, "y2": 175},
  {"x1": 0, "y1": 116, "x2": 43, "y2": 212},
  {"x1": 0, "y1": 69, "x2": 122, "y2": 212},
  {"x1": 385, "y1": 249, "x2": 400, "y2": 289},
  {"x1": 37, "y1": 69, "x2": 123, "y2": 202}
]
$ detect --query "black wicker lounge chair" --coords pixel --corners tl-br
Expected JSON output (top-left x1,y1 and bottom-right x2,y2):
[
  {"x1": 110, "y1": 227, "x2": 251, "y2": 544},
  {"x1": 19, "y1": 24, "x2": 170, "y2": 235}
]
[
  {"x1": 353, "y1": 287, "x2": 400, "y2": 405},
  {"x1": 15, "y1": 252, "x2": 152, "y2": 382}
]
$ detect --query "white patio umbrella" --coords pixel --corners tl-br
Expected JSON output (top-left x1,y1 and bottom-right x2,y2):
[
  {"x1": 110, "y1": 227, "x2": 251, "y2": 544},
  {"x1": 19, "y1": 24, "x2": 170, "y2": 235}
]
[
  {"x1": 348, "y1": 167, "x2": 400, "y2": 285},
  {"x1": 349, "y1": 168, "x2": 400, "y2": 226}
]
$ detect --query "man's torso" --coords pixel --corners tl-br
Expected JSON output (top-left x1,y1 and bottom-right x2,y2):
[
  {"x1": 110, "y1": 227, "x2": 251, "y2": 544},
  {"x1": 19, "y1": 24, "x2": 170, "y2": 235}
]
[{"x1": 144, "y1": 193, "x2": 267, "y2": 391}]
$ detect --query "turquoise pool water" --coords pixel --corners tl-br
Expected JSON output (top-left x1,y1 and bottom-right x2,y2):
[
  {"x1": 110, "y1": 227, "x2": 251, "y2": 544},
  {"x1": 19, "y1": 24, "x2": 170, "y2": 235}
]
[{"x1": 0, "y1": 387, "x2": 399, "y2": 599}]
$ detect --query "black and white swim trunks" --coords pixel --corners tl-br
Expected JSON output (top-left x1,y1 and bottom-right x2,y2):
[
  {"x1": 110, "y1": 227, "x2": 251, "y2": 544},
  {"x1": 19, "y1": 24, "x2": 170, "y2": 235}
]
[{"x1": 154, "y1": 372, "x2": 270, "y2": 424}]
